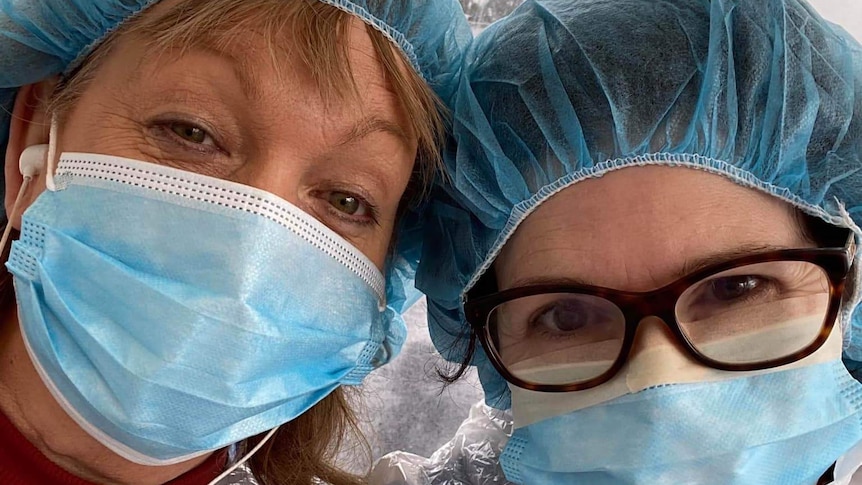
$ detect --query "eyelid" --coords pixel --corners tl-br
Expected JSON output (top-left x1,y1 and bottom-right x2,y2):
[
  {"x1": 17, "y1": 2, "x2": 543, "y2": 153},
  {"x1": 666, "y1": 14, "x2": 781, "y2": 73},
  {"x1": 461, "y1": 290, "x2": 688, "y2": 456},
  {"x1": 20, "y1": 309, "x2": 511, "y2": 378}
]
[
  {"x1": 149, "y1": 114, "x2": 229, "y2": 153},
  {"x1": 528, "y1": 300, "x2": 561, "y2": 328},
  {"x1": 309, "y1": 189, "x2": 381, "y2": 236},
  {"x1": 317, "y1": 184, "x2": 380, "y2": 216},
  {"x1": 324, "y1": 198, "x2": 379, "y2": 226}
]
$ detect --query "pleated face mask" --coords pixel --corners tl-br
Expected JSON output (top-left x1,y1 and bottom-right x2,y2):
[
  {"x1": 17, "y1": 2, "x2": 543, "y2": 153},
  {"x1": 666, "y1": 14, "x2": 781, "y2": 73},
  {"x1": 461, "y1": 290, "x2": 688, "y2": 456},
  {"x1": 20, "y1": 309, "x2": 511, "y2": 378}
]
[
  {"x1": 500, "y1": 312, "x2": 862, "y2": 485},
  {"x1": 6, "y1": 152, "x2": 395, "y2": 466},
  {"x1": 508, "y1": 312, "x2": 852, "y2": 427}
]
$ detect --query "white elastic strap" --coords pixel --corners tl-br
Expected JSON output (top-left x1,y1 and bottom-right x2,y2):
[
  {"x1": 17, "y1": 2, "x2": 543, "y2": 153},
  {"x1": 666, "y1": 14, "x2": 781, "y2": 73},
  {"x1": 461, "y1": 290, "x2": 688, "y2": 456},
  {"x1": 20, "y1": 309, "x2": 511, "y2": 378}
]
[
  {"x1": 207, "y1": 426, "x2": 280, "y2": 485},
  {"x1": 1, "y1": 142, "x2": 48, "y2": 250},
  {"x1": 45, "y1": 117, "x2": 58, "y2": 191},
  {"x1": 0, "y1": 176, "x2": 32, "y2": 251}
]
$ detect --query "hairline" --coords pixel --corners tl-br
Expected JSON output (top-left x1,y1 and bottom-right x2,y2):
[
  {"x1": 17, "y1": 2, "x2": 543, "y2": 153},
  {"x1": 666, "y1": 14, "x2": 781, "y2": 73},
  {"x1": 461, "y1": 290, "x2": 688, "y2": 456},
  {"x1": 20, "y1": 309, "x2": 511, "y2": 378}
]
[{"x1": 50, "y1": 0, "x2": 443, "y2": 202}]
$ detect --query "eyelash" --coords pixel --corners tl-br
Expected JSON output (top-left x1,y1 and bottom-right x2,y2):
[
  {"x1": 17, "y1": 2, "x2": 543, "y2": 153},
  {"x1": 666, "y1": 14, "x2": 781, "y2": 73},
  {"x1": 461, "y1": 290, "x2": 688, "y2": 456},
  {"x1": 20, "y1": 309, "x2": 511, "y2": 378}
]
[
  {"x1": 318, "y1": 190, "x2": 381, "y2": 228},
  {"x1": 151, "y1": 118, "x2": 226, "y2": 155},
  {"x1": 526, "y1": 303, "x2": 583, "y2": 341},
  {"x1": 150, "y1": 117, "x2": 381, "y2": 230}
]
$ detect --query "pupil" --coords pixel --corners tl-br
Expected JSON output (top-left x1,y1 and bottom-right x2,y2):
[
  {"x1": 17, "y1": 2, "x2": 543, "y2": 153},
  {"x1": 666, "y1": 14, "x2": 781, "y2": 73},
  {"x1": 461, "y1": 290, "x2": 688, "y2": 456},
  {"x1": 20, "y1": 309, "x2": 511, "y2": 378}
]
[
  {"x1": 172, "y1": 124, "x2": 206, "y2": 144},
  {"x1": 550, "y1": 300, "x2": 586, "y2": 332},
  {"x1": 710, "y1": 276, "x2": 757, "y2": 301},
  {"x1": 187, "y1": 128, "x2": 204, "y2": 142},
  {"x1": 331, "y1": 193, "x2": 359, "y2": 214}
]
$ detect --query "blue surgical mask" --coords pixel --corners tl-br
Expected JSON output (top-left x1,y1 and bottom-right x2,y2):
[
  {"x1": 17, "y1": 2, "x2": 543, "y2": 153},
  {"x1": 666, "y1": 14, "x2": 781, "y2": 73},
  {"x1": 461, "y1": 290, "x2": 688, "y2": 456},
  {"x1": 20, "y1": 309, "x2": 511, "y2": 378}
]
[
  {"x1": 499, "y1": 357, "x2": 862, "y2": 485},
  {"x1": 6, "y1": 152, "x2": 398, "y2": 466}
]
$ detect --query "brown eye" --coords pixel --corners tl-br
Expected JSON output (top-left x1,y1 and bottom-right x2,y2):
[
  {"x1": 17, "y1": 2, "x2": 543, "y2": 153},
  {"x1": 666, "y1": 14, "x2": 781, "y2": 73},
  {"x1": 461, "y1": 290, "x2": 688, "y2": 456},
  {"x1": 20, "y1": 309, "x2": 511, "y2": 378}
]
[
  {"x1": 170, "y1": 123, "x2": 209, "y2": 144},
  {"x1": 709, "y1": 275, "x2": 762, "y2": 301},
  {"x1": 327, "y1": 192, "x2": 369, "y2": 216}
]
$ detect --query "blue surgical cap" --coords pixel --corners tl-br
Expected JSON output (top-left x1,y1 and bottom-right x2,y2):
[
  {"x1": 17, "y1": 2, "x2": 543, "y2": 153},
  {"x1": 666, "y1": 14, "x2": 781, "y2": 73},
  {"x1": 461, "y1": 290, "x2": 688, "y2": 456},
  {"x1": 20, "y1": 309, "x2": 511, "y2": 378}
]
[
  {"x1": 420, "y1": 0, "x2": 862, "y2": 407},
  {"x1": 0, "y1": 0, "x2": 471, "y2": 363}
]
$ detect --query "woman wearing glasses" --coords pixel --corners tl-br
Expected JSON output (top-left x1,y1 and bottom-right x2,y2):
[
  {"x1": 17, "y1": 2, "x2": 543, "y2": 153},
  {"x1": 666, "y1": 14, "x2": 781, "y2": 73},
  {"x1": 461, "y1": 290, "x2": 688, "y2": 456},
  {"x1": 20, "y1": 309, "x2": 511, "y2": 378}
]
[{"x1": 372, "y1": 0, "x2": 862, "y2": 483}]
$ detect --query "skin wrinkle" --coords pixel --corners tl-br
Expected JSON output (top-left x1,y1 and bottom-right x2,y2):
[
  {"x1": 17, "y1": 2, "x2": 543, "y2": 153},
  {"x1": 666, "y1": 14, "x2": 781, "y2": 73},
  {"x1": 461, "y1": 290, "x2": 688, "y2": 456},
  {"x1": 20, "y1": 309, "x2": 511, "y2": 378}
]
[
  {"x1": 135, "y1": 1, "x2": 301, "y2": 82},
  {"x1": 338, "y1": 116, "x2": 412, "y2": 148},
  {"x1": 495, "y1": 166, "x2": 815, "y2": 363},
  {"x1": 71, "y1": 16, "x2": 414, "y2": 251},
  {"x1": 139, "y1": 43, "x2": 289, "y2": 110},
  {"x1": 97, "y1": 13, "x2": 413, "y2": 213},
  {"x1": 106, "y1": 49, "x2": 254, "y2": 174}
]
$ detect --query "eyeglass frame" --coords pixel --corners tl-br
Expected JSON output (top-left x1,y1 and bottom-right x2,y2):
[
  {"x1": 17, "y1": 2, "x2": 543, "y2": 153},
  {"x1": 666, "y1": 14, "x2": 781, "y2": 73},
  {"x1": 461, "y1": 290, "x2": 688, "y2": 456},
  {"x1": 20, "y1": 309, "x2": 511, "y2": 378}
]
[{"x1": 463, "y1": 235, "x2": 856, "y2": 393}]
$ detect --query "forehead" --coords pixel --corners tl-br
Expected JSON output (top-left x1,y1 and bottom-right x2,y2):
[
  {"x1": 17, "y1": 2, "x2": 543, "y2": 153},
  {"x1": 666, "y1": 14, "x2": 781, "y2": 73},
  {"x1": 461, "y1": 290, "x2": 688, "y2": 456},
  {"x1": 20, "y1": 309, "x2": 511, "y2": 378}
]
[
  {"x1": 87, "y1": 5, "x2": 404, "y2": 133},
  {"x1": 496, "y1": 166, "x2": 808, "y2": 291}
]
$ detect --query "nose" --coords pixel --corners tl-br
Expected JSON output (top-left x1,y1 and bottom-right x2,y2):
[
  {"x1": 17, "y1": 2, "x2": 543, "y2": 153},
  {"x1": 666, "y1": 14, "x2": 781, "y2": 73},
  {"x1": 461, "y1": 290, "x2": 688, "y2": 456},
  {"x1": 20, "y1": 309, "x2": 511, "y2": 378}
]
[
  {"x1": 628, "y1": 316, "x2": 688, "y2": 357},
  {"x1": 623, "y1": 316, "x2": 707, "y2": 393},
  {"x1": 229, "y1": 155, "x2": 303, "y2": 206}
]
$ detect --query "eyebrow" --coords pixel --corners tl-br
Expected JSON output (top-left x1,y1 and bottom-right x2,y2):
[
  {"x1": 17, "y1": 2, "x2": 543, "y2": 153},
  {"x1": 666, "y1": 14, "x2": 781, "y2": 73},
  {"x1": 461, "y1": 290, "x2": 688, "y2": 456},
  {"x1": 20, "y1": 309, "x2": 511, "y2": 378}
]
[
  {"x1": 507, "y1": 275, "x2": 594, "y2": 289},
  {"x1": 135, "y1": 41, "x2": 412, "y2": 146},
  {"x1": 337, "y1": 116, "x2": 412, "y2": 147},
  {"x1": 505, "y1": 244, "x2": 790, "y2": 290},
  {"x1": 676, "y1": 244, "x2": 786, "y2": 277}
]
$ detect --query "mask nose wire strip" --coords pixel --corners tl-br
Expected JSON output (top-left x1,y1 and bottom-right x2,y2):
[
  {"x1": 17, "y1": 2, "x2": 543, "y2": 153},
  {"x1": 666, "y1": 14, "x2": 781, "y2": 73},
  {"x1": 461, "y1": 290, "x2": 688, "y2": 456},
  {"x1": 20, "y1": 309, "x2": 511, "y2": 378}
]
[
  {"x1": 207, "y1": 426, "x2": 280, "y2": 485},
  {"x1": 0, "y1": 175, "x2": 34, "y2": 251}
]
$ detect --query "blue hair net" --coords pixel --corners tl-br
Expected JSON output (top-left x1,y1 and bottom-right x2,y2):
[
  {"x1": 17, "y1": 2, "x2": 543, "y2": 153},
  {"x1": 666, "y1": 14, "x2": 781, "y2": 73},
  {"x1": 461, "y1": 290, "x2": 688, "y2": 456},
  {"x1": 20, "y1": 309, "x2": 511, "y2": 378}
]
[
  {"x1": 0, "y1": 0, "x2": 471, "y2": 363},
  {"x1": 419, "y1": 0, "x2": 862, "y2": 407}
]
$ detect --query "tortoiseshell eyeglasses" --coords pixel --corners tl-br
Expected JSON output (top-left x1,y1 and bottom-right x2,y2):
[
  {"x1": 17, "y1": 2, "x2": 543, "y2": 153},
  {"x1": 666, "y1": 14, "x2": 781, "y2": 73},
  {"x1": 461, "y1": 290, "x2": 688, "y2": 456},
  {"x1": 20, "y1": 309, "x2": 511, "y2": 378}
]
[{"x1": 464, "y1": 234, "x2": 856, "y2": 392}]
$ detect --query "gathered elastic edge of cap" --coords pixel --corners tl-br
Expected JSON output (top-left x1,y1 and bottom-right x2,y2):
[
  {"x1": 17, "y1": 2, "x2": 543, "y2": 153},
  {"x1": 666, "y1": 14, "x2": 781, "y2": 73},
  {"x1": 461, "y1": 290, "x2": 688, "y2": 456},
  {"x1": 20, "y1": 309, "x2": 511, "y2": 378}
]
[
  {"x1": 461, "y1": 152, "x2": 857, "y2": 299},
  {"x1": 64, "y1": 0, "x2": 426, "y2": 81}
]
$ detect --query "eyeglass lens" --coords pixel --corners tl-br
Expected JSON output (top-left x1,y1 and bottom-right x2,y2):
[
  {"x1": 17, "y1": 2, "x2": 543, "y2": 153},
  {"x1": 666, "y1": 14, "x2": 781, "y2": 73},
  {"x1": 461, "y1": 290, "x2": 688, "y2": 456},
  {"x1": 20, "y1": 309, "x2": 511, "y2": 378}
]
[{"x1": 489, "y1": 261, "x2": 831, "y2": 386}]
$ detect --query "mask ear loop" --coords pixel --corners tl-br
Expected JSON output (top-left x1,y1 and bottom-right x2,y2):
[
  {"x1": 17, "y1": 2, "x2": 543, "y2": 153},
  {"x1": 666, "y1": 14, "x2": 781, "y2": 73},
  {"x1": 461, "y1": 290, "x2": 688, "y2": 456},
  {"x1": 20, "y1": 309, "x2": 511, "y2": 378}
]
[
  {"x1": 0, "y1": 116, "x2": 59, "y2": 252},
  {"x1": 4, "y1": 119, "x2": 281, "y2": 476},
  {"x1": 0, "y1": 143, "x2": 49, "y2": 251},
  {"x1": 207, "y1": 426, "x2": 280, "y2": 485}
]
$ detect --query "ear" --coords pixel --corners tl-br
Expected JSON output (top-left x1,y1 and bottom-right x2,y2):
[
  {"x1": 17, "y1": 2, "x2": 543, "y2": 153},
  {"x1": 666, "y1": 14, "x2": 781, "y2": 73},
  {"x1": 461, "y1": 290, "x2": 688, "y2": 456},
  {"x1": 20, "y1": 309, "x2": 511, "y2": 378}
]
[{"x1": 4, "y1": 78, "x2": 58, "y2": 229}]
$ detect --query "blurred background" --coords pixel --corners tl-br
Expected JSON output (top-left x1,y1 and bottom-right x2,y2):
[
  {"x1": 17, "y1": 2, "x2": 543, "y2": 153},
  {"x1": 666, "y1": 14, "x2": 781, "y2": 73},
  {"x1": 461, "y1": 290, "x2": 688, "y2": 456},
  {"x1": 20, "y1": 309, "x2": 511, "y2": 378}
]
[
  {"x1": 807, "y1": 0, "x2": 862, "y2": 39},
  {"x1": 356, "y1": 0, "x2": 862, "y2": 467}
]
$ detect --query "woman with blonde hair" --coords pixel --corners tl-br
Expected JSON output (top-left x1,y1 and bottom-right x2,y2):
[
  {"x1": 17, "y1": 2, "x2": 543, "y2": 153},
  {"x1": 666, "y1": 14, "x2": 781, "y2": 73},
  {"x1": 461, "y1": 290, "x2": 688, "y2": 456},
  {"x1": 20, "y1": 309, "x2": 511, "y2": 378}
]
[{"x1": 0, "y1": 0, "x2": 469, "y2": 483}]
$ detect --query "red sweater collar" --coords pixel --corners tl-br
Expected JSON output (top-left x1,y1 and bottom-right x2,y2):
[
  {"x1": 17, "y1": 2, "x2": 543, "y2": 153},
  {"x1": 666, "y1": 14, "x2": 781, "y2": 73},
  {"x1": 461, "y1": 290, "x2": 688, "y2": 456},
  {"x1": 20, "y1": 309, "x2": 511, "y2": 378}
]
[{"x1": 0, "y1": 406, "x2": 228, "y2": 485}]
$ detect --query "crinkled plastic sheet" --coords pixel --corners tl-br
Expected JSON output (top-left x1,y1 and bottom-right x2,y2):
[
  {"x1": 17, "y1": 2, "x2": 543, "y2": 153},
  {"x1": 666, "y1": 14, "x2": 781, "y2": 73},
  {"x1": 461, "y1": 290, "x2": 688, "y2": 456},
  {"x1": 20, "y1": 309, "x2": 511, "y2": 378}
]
[{"x1": 370, "y1": 402, "x2": 515, "y2": 485}]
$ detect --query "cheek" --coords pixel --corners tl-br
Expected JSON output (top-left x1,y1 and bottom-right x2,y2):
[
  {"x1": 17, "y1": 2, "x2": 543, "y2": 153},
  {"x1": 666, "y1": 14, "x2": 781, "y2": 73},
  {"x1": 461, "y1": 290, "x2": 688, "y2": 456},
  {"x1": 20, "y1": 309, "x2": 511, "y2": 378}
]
[
  {"x1": 361, "y1": 156, "x2": 418, "y2": 271},
  {"x1": 349, "y1": 219, "x2": 396, "y2": 272}
]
